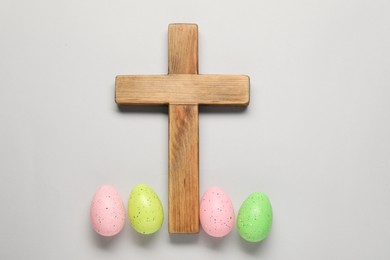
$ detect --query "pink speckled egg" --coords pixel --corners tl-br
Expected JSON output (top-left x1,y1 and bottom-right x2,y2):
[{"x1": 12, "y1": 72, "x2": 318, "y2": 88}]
[
  {"x1": 90, "y1": 185, "x2": 125, "y2": 236},
  {"x1": 200, "y1": 186, "x2": 235, "y2": 237}
]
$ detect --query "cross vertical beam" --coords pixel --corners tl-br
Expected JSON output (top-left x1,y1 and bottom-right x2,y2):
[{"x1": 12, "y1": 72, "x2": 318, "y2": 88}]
[{"x1": 168, "y1": 24, "x2": 199, "y2": 233}]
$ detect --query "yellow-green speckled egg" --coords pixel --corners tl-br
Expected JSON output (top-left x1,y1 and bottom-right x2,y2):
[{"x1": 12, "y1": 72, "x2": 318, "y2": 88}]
[
  {"x1": 128, "y1": 184, "x2": 164, "y2": 234},
  {"x1": 237, "y1": 192, "x2": 273, "y2": 242}
]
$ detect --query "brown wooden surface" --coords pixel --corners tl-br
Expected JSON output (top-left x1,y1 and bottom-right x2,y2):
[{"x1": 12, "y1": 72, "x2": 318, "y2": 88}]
[
  {"x1": 168, "y1": 24, "x2": 198, "y2": 74},
  {"x1": 115, "y1": 75, "x2": 250, "y2": 106},
  {"x1": 168, "y1": 104, "x2": 199, "y2": 233},
  {"x1": 168, "y1": 24, "x2": 200, "y2": 233}
]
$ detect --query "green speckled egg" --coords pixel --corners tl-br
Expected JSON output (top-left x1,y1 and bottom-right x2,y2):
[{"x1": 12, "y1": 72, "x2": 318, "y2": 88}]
[
  {"x1": 237, "y1": 192, "x2": 273, "y2": 242},
  {"x1": 128, "y1": 184, "x2": 164, "y2": 235}
]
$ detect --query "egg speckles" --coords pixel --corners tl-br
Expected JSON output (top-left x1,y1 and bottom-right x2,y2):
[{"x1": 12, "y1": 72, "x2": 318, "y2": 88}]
[
  {"x1": 128, "y1": 184, "x2": 164, "y2": 235},
  {"x1": 200, "y1": 187, "x2": 235, "y2": 237},
  {"x1": 90, "y1": 185, "x2": 126, "y2": 236},
  {"x1": 237, "y1": 192, "x2": 273, "y2": 242}
]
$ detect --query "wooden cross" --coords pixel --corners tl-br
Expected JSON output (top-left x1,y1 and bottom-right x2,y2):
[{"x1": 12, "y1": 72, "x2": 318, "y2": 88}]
[{"x1": 115, "y1": 24, "x2": 250, "y2": 234}]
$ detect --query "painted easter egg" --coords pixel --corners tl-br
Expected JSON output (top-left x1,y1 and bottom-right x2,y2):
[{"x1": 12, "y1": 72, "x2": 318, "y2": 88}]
[
  {"x1": 128, "y1": 184, "x2": 164, "y2": 234},
  {"x1": 90, "y1": 185, "x2": 126, "y2": 236},
  {"x1": 237, "y1": 192, "x2": 273, "y2": 242},
  {"x1": 199, "y1": 186, "x2": 235, "y2": 237}
]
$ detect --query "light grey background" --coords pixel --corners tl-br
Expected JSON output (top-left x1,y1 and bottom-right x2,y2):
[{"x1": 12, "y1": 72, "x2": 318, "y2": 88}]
[{"x1": 1, "y1": 0, "x2": 389, "y2": 259}]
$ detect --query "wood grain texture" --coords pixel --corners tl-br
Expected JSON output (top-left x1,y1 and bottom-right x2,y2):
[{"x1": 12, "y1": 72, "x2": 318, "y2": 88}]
[
  {"x1": 168, "y1": 24, "x2": 199, "y2": 233},
  {"x1": 168, "y1": 104, "x2": 199, "y2": 233},
  {"x1": 168, "y1": 24, "x2": 198, "y2": 74},
  {"x1": 115, "y1": 75, "x2": 250, "y2": 106}
]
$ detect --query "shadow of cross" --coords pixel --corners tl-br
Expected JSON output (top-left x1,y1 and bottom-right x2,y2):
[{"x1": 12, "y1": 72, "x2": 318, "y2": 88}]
[{"x1": 115, "y1": 24, "x2": 250, "y2": 234}]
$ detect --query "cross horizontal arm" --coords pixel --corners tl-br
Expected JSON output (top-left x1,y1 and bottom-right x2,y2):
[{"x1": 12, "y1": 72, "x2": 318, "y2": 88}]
[{"x1": 115, "y1": 74, "x2": 250, "y2": 106}]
